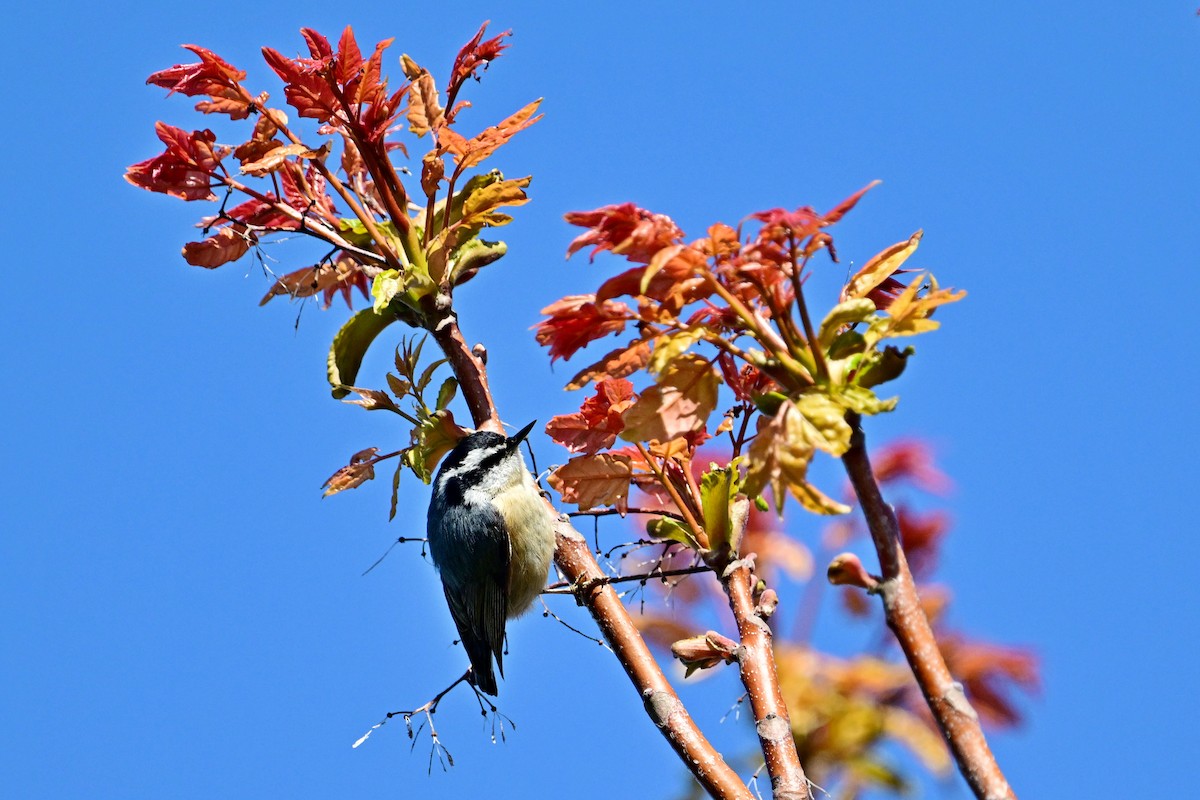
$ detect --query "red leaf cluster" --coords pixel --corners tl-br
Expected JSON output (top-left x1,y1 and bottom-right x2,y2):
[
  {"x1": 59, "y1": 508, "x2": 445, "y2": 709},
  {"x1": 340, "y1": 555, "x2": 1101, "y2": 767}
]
[
  {"x1": 565, "y1": 203, "x2": 684, "y2": 263},
  {"x1": 262, "y1": 27, "x2": 406, "y2": 141},
  {"x1": 545, "y1": 379, "x2": 636, "y2": 456},
  {"x1": 446, "y1": 22, "x2": 511, "y2": 99},
  {"x1": 535, "y1": 295, "x2": 634, "y2": 362},
  {"x1": 871, "y1": 439, "x2": 951, "y2": 494},
  {"x1": 937, "y1": 635, "x2": 1039, "y2": 727},
  {"x1": 717, "y1": 352, "x2": 777, "y2": 402},
  {"x1": 125, "y1": 122, "x2": 224, "y2": 201},
  {"x1": 146, "y1": 45, "x2": 253, "y2": 119}
]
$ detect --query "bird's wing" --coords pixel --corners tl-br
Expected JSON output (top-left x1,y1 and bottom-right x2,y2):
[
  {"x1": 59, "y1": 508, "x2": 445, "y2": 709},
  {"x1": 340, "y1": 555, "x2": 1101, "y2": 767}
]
[{"x1": 432, "y1": 503, "x2": 510, "y2": 695}]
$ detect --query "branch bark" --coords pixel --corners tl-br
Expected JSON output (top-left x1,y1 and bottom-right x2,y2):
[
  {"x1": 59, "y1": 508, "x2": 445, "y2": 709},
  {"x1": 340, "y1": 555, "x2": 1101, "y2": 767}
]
[
  {"x1": 555, "y1": 521, "x2": 752, "y2": 799},
  {"x1": 841, "y1": 413, "x2": 1015, "y2": 800},
  {"x1": 721, "y1": 558, "x2": 812, "y2": 800}
]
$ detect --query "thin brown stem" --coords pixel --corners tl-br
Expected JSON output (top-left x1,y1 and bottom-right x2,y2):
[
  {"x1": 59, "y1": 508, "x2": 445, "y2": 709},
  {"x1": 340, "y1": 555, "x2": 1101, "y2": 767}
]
[
  {"x1": 634, "y1": 443, "x2": 707, "y2": 547},
  {"x1": 542, "y1": 564, "x2": 712, "y2": 594},
  {"x1": 218, "y1": 178, "x2": 387, "y2": 267},
  {"x1": 252, "y1": 101, "x2": 406, "y2": 270},
  {"x1": 841, "y1": 414, "x2": 1015, "y2": 800}
]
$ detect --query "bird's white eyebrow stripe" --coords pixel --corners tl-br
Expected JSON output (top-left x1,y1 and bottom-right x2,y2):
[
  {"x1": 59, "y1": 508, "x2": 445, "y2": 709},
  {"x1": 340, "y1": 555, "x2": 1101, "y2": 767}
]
[{"x1": 438, "y1": 442, "x2": 506, "y2": 483}]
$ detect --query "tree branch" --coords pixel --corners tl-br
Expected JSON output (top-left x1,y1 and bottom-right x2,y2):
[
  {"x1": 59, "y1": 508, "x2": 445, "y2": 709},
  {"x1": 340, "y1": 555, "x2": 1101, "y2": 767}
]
[
  {"x1": 719, "y1": 556, "x2": 813, "y2": 800},
  {"x1": 554, "y1": 520, "x2": 752, "y2": 799},
  {"x1": 841, "y1": 413, "x2": 1015, "y2": 800}
]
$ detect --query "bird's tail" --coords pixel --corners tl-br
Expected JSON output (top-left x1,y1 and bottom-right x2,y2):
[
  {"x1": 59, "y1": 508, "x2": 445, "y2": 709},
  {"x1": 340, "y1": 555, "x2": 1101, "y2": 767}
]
[{"x1": 462, "y1": 634, "x2": 500, "y2": 696}]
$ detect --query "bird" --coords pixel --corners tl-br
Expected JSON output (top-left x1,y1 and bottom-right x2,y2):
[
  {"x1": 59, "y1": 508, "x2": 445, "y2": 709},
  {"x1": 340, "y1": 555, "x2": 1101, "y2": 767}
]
[{"x1": 426, "y1": 420, "x2": 556, "y2": 695}]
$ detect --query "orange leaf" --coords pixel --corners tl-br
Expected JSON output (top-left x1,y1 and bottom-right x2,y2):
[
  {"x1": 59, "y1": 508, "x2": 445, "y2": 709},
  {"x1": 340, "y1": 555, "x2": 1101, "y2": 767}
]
[
  {"x1": 564, "y1": 340, "x2": 651, "y2": 390},
  {"x1": 547, "y1": 453, "x2": 633, "y2": 510},
  {"x1": 181, "y1": 227, "x2": 252, "y2": 268}
]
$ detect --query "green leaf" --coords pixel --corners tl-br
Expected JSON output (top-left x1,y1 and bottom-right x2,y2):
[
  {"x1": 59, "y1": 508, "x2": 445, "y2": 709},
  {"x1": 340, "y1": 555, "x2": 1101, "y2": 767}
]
[
  {"x1": 449, "y1": 238, "x2": 507, "y2": 286},
  {"x1": 328, "y1": 309, "x2": 399, "y2": 399},
  {"x1": 388, "y1": 459, "x2": 403, "y2": 521},
  {"x1": 647, "y1": 516, "x2": 701, "y2": 551},
  {"x1": 700, "y1": 465, "x2": 745, "y2": 554},
  {"x1": 818, "y1": 298, "x2": 877, "y2": 348},
  {"x1": 834, "y1": 384, "x2": 898, "y2": 416},
  {"x1": 416, "y1": 357, "x2": 448, "y2": 396},
  {"x1": 648, "y1": 327, "x2": 707, "y2": 375},
  {"x1": 793, "y1": 391, "x2": 853, "y2": 456},
  {"x1": 827, "y1": 329, "x2": 867, "y2": 360},
  {"x1": 435, "y1": 377, "x2": 458, "y2": 410},
  {"x1": 856, "y1": 345, "x2": 913, "y2": 388}
]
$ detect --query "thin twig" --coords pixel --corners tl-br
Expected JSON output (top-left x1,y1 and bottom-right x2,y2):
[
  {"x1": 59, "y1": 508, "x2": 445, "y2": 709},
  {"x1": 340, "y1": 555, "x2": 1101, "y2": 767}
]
[{"x1": 542, "y1": 565, "x2": 713, "y2": 594}]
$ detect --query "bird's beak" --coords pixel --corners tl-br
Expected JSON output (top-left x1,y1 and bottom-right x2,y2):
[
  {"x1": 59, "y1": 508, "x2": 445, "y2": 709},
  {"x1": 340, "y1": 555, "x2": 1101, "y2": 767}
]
[{"x1": 509, "y1": 419, "x2": 537, "y2": 447}]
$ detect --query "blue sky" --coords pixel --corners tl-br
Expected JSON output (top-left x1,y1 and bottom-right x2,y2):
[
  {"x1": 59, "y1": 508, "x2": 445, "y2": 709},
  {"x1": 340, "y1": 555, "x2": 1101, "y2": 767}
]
[{"x1": 3, "y1": 2, "x2": 1198, "y2": 797}]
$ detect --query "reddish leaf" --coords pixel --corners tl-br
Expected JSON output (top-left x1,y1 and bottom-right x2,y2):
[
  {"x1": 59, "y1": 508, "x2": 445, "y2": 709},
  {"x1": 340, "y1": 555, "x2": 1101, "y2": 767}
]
[
  {"x1": 564, "y1": 339, "x2": 651, "y2": 390},
  {"x1": 261, "y1": 44, "x2": 340, "y2": 123},
  {"x1": 565, "y1": 203, "x2": 684, "y2": 264},
  {"x1": 321, "y1": 446, "x2": 379, "y2": 497},
  {"x1": 447, "y1": 21, "x2": 511, "y2": 97},
  {"x1": 239, "y1": 142, "x2": 324, "y2": 176},
  {"x1": 335, "y1": 26, "x2": 364, "y2": 87},
  {"x1": 182, "y1": 226, "x2": 252, "y2": 268},
  {"x1": 547, "y1": 453, "x2": 633, "y2": 511},
  {"x1": 146, "y1": 44, "x2": 246, "y2": 98},
  {"x1": 259, "y1": 256, "x2": 370, "y2": 309},
  {"x1": 823, "y1": 180, "x2": 881, "y2": 224},
  {"x1": 545, "y1": 379, "x2": 636, "y2": 456},
  {"x1": 535, "y1": 295, "x2": 633, "y2": 362},
  {"x1": 125, "y1": 123, "x2": 222, "y2": 201},
  {"x1": 870, "y1": 439, "x2": 951, "y2": 494},
  {"x1": 895, "y1": 505, "x2": 951, "y2": 579},
  {"x1": 937, "y1": 635, "x2": 1039, "y2": 727},
  {"x1": 449, "y1": 99, "x2": 542, "y2": 170}
]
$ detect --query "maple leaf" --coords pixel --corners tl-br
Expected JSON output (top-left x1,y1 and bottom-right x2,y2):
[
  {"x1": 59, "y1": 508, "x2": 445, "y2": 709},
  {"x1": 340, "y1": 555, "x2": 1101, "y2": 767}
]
[
  {"x1": 146, "y1": 44, "x2": 246, "y2": 99},
  {"x1": 261, "y1": 37, "x2": 341, "y2": 123},
  {"x1": 565, "y1": 203, "x2": 684, "y2": 264},
  {"x1": 405, "y1": 70, "x2": 445, "y2": 137},
  {"x1": 239, "y1": 142, "x2": 326, "y2": 177},
  {"x1": 840, "y1": 231, "x2": 923, "y2": 305},
  {"x1": 620, "y1": 354, "x2": 719, "y2": 443},
  {"x1": 743, "y1": 400, "x2": 850, "y2": 515},
  {"x1": 535, "y1": 295, "x2": 634, "y2": 362},
  {"x1": 447, "y1": 21, "x2": 511, "y2": 98},
  {"x1": 259, "y1": 255, "x2": 370, "y2": 309},
  {"x1": 447, "y1": 99, "x2": 543, "y2": 171},
  {"x1": 895, "y1": 506, "x2": 951, "y2": 580},
  {"x1": 548, "y1": 453, "x2": 633, "y2": 510},
  {"x1": 321, "y1": 446, "x2": 380, "y2": 497},
  {"x1": 182, "y1": 226, "x2": 253, "y2": 268},
  {"x1": 545, "y1": 379, "x2": 636, "y2": 456},
  {"x1": 870, "y1": 439, "x2": 951, "y2": 494},
  {"x1": 563, "y1": 339, "x2": 651, "y2": 390},
  {"x1": 125, "y1": 123, "x2": 223, "y2": 201}
]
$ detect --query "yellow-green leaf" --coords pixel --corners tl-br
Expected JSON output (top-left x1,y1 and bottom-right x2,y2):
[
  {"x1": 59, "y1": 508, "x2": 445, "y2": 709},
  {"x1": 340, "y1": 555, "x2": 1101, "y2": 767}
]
[
  {"x1": 840, "y1": 230, "x2": 922, "y2": 304},
  {"x1": 647, "y1": 328, "x2": 707, "y2": 375},
  {"x1": 818, "y1": 298, "x2": 877, "y2": 348},
  {"x1": 620, "y1": 354, "x2": 719, "y2": 443},
  {"x1": 328, "y1": 309, "x2": 399, "y2": 399}
]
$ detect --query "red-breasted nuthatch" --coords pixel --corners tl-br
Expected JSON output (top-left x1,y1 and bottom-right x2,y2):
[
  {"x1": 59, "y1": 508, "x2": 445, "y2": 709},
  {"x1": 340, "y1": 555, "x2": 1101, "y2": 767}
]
[{"x1": 427, "y1": 420, "x2": 555, "y2": 695}]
